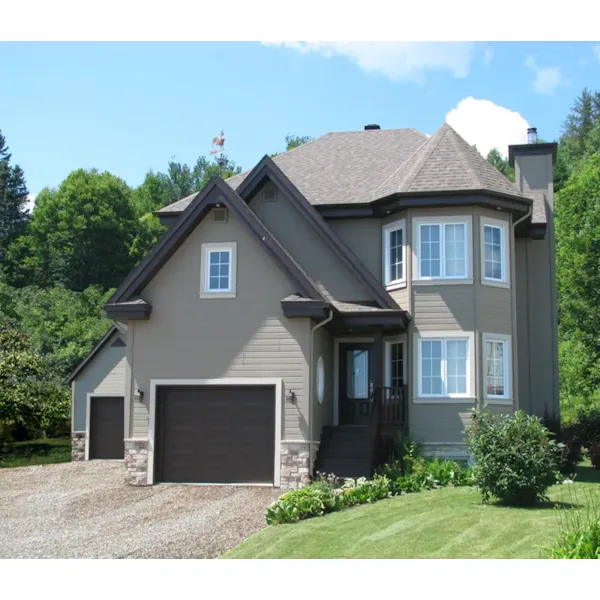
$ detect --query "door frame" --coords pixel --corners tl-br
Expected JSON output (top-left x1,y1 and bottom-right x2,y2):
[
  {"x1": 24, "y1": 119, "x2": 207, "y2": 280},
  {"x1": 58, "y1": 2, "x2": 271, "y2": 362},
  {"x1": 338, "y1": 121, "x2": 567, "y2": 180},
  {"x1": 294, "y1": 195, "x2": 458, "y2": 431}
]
[
  {"x1": 85, "y1": 393, "x2": 125, "y2": 461},
  {"x1": 147, "y1": 378, "x2": 283, "y2": 486},
  {"x1": 333, "y1": 338, "x2": 373, "y2": 426}
]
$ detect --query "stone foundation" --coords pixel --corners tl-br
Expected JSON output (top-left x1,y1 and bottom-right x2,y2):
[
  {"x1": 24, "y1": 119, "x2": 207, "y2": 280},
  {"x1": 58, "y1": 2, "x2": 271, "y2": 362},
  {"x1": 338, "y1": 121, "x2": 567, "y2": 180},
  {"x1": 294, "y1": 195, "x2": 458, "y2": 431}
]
[
  {"x1": 124, "y1": 439, "x2": 149, "y2": 485},
  {"x1": 71, "y1": 432, "x2": 86, "y2": 461},
  {"x1": 280, "y1": 442, "x2": 311, "y2": 489}
]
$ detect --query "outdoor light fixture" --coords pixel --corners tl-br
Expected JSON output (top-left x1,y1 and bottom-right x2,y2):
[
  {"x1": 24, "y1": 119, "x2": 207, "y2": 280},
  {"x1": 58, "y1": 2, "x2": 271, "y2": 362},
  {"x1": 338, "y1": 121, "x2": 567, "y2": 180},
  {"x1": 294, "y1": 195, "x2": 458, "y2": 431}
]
[
  {"x1": 135, "y1": 388, "x2": 144, "y2": 402},
  {"x1": 527, "y1": 127, "x2": 538, "y2": 144},
  {"x1": 285, "y1": 390, "x2": 296, "y2": 404}
]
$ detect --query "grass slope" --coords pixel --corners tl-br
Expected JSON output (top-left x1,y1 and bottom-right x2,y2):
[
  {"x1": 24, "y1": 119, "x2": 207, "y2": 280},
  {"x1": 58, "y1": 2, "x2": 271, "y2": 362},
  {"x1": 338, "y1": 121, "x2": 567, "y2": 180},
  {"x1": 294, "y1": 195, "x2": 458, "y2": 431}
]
[
  {"x1": 225, "y1": 466, "x2": 600, "y2": 559},
  {"x1": 0, "y1": 438, "x2": 71, "y2": 469}
]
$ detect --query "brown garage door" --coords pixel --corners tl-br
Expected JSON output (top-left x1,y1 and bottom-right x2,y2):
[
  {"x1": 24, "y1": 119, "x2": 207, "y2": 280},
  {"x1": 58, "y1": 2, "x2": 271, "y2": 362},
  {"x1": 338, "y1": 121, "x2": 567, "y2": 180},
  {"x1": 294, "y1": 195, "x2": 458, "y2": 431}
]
[
  {"x1": 155, "y1": 385, "x2": 275, "y2": 484},
  {"x1": 89, "y1": 396, "x2": 124, "y2": 459}
]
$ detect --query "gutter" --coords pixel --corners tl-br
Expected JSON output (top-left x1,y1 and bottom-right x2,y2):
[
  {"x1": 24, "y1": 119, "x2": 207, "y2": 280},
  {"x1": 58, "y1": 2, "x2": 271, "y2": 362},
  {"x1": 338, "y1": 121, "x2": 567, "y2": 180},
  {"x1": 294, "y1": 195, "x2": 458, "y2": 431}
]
[{"x1": 308, "y1": 309, "x2": 334, "y2": 471}]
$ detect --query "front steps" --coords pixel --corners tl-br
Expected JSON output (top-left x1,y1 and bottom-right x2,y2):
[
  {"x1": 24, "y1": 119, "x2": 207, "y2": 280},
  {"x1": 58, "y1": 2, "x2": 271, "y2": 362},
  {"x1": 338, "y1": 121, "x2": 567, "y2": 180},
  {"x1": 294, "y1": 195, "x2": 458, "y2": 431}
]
[{"x1": 314, "y1": 425, "x2": 372, "y2": 479}]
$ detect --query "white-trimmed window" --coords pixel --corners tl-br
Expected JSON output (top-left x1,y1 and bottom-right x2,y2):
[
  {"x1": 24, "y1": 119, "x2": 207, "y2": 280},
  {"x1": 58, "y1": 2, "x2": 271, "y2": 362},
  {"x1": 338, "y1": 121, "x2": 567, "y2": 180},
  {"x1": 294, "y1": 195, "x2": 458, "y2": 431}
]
[
  {"x1": 383, "y1": 220, "x2": 405, "y2": 288},
  {"x1": 483, "y1": 333, "x2": 512, "y2": 401},
  {"x1": 481, "y1": 218, "x2": 509, "y2": 285},
  {"x1": 316, "y1": 356, "x2": 325, "y2": 404},
  {"x1": 200, "y1": 242, "x2": 237, "y2": 298},
  {"x1": 416, "y1": 333, "x2": 473, "y2": 399},
  {"x1": 414, "y1": 217, "x2": 471, "y2": 282},
  {"x1": 385, "y1": 339, "x2": 405, "y2": 388}
]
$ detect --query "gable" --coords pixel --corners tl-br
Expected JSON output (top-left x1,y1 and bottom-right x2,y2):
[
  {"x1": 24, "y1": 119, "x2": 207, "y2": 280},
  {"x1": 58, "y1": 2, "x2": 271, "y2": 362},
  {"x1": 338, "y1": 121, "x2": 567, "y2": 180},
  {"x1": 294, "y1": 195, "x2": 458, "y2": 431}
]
[{"x1": 250, "y1": 184, "x2": 372, "y2": 303}]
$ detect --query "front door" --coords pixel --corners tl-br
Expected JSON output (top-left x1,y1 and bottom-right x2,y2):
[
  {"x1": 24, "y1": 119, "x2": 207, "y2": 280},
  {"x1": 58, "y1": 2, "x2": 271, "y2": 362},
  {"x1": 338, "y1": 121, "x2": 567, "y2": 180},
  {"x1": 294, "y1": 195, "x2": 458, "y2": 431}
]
[{"x1": 339, "y1": 343, "x2": 372, "y2": 425}]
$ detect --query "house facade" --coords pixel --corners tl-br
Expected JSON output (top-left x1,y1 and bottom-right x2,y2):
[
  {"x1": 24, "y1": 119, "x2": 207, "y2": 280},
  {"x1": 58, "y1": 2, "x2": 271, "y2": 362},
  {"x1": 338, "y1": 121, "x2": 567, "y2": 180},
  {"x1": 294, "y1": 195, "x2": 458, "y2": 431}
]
[{"x1": 72, "y1": 123, "x2": 558, "y2": 489}]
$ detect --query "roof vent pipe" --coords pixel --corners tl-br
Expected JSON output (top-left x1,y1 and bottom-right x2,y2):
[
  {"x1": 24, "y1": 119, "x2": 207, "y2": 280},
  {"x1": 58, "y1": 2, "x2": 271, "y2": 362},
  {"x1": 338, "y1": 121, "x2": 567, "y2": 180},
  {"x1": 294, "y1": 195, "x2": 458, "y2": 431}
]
[
  {"x1": 364, "y1": 124, "x2": 381, "y2": 130},
  {"x1": 527, "y1": 127, "x2": 537, "y2": 144}
]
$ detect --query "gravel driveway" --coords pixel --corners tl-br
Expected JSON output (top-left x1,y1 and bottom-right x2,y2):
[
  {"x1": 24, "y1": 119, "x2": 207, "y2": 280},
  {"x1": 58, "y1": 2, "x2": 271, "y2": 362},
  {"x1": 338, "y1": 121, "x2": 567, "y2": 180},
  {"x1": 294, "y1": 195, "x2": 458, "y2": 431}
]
[{"x1": 0, "y1": 461, "x2": 280, "y2": 559}]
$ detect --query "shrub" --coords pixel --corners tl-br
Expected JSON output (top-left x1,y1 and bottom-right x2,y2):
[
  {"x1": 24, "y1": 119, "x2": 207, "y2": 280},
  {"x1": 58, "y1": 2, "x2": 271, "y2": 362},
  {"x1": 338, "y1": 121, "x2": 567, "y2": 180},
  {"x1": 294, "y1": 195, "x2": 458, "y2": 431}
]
[
  {"x1": 546, "y1": 491, "x2": 600, "y2": 559},
  {"x1": 466, "y1": 409, "x2": 562, "y2": 506},
  {"x1": 589, "y1": 443, "x2": 600, "y2": 470},
  {"x1": 572, "y1": 405, "x2": 600, "y2": 451},
  {"x1": 265, "y1": 487, "x2": 338, "y2": 525}
]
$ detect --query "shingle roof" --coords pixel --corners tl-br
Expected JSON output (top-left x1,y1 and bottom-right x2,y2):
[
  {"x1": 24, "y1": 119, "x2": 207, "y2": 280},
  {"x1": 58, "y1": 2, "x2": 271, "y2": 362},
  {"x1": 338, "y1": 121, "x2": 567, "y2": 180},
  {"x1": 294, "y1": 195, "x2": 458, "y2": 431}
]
[
  {"x1": 156, "y1": 128, "x2": 427, "y2": 214},
  {"x1": 529, "y1": 190, "x2": 547, "y2": 225},
  {"x1": 372, "y1": 123, "x2": 530, "y2": 201}
]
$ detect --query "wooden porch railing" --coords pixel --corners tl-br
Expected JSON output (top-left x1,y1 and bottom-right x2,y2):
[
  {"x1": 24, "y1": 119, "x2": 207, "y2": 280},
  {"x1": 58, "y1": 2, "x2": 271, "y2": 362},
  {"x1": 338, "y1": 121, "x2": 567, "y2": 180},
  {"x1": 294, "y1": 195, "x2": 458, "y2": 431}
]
[
  {"x1": 367, "y1": 385, "x2": 408, "y2": 472},
  {"x1": 378, "y1": 386, "x2": 408, "y2": 426}
]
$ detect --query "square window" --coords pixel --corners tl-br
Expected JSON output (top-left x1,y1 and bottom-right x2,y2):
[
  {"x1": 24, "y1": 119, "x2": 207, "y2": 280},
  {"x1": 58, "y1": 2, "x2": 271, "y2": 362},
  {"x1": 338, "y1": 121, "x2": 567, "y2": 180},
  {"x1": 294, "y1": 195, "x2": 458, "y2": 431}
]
[
  {"x1": 418, "y1": 221, "x2": 468, "y2": 280},
  {"x1": 419, "y1": 337, "x2": 470, "y2": 398}
]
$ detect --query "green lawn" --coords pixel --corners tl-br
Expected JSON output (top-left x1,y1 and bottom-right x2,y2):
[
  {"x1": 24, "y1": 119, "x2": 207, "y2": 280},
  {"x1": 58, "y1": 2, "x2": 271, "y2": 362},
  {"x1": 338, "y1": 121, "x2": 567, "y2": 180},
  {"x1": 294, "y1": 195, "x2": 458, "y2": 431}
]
[
  {"x1": 225, "y1": 465, "x2": 600, "y2": 559},
  {"x1": 0, "y1": 437, "x2": 71, "y2": 469}
]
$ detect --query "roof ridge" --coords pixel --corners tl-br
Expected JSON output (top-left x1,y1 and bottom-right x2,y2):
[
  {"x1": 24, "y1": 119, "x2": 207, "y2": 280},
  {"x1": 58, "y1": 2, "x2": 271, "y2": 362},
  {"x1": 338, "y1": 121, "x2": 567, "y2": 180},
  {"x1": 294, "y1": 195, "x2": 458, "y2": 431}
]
[{"x1": 401, "y1": 124, "x2": 449, "y2": 192}]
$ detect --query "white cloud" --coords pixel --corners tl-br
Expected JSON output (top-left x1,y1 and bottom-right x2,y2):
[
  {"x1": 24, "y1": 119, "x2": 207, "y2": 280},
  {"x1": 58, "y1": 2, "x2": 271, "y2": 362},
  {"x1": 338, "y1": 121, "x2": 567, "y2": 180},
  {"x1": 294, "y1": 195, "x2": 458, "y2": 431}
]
[
  {"x1": 483, "y1": 46, "x2": 493, "y2": 67},
  {"x1": 26, "y1": 193, "x2": 36, "y2": 213},
  {"x1": 261, "y1": 42, "x2": 475, "y2": 82},
  {"x1": 594, "y1": 45, "x2": 600, "y2": 62},
  {"x1": 446, "y1": 97, "x2": 530, "y2": 158},
  {"x1": 524, "y1": 56, "x2": 566, "y2": 95}
]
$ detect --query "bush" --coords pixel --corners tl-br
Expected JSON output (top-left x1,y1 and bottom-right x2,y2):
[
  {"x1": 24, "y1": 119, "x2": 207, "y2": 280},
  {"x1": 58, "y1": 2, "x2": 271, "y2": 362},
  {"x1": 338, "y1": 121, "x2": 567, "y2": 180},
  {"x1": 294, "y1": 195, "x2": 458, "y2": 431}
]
[
  {"x1": 546, "y1": 491, "x2": 600, "y2": 559},
  {"x1": 265, "y1": 487, "x2": 338, "y2": 525},
  {"x1": 466, "y1": 409, "x2": 562, "y2": 506},
  {"x1": 572, "y1": 405, "x2": 600, "y2": 451}
]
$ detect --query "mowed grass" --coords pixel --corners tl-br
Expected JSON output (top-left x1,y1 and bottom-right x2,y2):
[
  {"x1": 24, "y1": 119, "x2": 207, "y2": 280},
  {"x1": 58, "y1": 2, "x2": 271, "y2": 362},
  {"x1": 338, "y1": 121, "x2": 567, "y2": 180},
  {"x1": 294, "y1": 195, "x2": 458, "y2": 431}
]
[
  {"x1": 225, "y1": 465, "x2": 600, "y2": 559},
  {"x1": 0, "y1": 437, "x2": 71, "y2": 469}
]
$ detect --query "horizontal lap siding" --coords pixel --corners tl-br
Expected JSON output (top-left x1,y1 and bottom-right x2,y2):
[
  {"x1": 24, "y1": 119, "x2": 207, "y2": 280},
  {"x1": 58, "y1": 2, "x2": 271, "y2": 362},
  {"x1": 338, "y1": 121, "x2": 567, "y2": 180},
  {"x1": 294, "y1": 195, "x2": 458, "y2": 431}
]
[
  {"x1": 130, "y1": 211, "x2": 310, "y2": 442},
  {"x1": 411, "y1": 404, "x2": 473, "y2": 444},
  {"x1": 72, "y1": 334, "x2": 126, "y2": 432},
  {"x1": 478, "y1": 285, "x2": 512, "y2": 335},
  {"x1": 413, "y1": 286, "x2": 476, "y2": 332}
]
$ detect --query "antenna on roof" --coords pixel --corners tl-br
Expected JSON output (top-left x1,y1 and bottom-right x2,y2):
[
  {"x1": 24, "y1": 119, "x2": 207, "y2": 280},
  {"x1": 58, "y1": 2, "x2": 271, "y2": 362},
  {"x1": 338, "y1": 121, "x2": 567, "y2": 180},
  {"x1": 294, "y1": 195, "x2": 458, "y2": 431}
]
[{"x1": 210, "y1": 130, "x2": 227, "y2": 177}]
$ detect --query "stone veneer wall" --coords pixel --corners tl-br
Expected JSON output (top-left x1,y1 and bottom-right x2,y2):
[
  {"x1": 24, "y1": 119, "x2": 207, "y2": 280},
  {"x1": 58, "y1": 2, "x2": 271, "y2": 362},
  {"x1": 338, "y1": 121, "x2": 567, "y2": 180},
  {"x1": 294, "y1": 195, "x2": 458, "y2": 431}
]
[
  {"x1": 71, "y1": 432, "x2": 86, "y2": 461},
  {"x1": 124, "y1": 439, "x2": 149, "y2": 485},
  {"x1": 280, "y1": 442, "x2": 311, "y2": 489}
]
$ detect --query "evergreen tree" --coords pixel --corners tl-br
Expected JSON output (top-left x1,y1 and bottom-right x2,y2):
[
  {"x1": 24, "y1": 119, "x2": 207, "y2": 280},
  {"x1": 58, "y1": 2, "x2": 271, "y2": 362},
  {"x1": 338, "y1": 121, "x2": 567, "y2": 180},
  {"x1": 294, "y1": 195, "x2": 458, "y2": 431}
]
[
  {"x1": 0, "y1": 131, "x2": 30, "y2": 263},
  {"x1": 561, "y1": 88, "x2": 600, "y2": 164},
  {"x1": 486, "y1": 148, "x2": 515, "y2": 181}
]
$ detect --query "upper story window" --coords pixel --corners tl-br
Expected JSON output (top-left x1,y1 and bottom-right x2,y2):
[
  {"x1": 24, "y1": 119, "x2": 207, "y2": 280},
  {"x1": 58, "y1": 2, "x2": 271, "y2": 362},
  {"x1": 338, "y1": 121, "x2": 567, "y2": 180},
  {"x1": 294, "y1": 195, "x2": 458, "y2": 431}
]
[
  {"x1": 383, "y1": 219, "x2": 405, "y2": 289},
  {"x1": 200, "y1": 242, "x2": 237, "y2": 298},
  {"x1": 481, "y1": 217, "x2": 509, "y2": 286},
  {"x1": 413, "y1": 216, "x2": 472, "y2": 282}
]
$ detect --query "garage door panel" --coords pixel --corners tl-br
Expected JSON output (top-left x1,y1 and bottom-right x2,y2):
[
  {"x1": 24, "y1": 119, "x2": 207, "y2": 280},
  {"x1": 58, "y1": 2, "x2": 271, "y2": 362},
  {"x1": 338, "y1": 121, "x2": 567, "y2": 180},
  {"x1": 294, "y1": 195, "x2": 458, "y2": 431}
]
[
  {"x1": 155, "y1": 385, "x2": 275, "y2": 484},
  {"x1": 89, "y1": 396, "x2": 124, "y2": 460}
]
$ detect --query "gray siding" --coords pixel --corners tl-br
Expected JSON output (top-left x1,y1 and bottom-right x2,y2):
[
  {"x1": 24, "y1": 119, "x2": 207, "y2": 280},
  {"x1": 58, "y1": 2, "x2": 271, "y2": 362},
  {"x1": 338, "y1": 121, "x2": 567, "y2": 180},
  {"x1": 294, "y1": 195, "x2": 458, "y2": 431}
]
[
  {"x1": 250, "y1": 192, "x2": 371, "y2": 301},
  {"x1": 411, "y1": 403, "x2": 472, "y2": 445},
  {"x1": 413, "y1": 286, "x2": 476, "y2": 331},
  {"x1": 515, "y1": 238, "x2": 531, "y2": 413},
  {"x1": 130, "y1": 209, "x2": 311, "y2": 441},
  {"x1": 72, "y1": 332, "x2": 127, "y2": 432},
  {"x1": 328, "y1": 218, "x2": 382, "y2": 281},
  {"x1": 312, "y1": 324, "x2": 334, "y2": 466},
  {"x1": 478, "y1": 286, "x2": 512, "y2": 334}
]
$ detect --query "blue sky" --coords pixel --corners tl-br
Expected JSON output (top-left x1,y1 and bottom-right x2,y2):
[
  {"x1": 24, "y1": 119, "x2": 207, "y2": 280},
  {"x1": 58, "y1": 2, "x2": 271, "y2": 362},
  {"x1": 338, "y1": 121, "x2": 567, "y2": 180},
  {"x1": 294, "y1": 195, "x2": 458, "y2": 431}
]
[{"x1": 0, "y1": 41, "x2": 598, "y2": 203}]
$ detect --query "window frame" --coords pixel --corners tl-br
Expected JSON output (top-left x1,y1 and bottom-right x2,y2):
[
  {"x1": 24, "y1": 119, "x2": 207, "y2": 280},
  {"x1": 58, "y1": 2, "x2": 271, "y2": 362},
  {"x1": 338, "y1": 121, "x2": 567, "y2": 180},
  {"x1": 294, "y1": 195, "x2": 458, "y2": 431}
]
[
  {"x1": 200, "y1": 242, "x2": 237, "y2": 298},
  {"x1": 384, "y1": 337, "x2": 406, "y2": 389},
  {"x1": 414, "y1": 331, "x2": 475, "y2": 402},
  {"x1": 316, "y1": 356, "x2": 325, "y2": 404},
  {"x1": 480, "y1": 217, "x2": 510, "y2": 287},
  {"x1": 382, "y1": 219, "x2": 406, "y2": 290},
  {"x1": 412, "y1": 216, "x2": 472, "y2": 284},
  {"x1": 482, "y1": 332, "x2": 512, "y2": 404}
]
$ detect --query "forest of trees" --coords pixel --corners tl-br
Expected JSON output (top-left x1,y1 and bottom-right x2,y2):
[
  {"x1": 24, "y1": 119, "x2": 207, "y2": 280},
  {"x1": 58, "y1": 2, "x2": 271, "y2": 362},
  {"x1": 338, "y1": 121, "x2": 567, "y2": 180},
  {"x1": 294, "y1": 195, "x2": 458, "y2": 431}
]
[{"x1": 2, "y1": 97, "x2": 600, "y2": 439}]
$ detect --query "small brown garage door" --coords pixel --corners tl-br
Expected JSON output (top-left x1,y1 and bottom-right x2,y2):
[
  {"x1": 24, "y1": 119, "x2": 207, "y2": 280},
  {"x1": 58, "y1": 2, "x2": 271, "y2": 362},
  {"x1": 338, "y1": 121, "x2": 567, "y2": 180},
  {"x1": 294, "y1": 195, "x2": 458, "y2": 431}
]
[
  {"x1": 89, "y1": 396, "x2": 124, "y2": 459},
  {"x1": 155, "y1": 385, "x2": 275, "y2": 484}
]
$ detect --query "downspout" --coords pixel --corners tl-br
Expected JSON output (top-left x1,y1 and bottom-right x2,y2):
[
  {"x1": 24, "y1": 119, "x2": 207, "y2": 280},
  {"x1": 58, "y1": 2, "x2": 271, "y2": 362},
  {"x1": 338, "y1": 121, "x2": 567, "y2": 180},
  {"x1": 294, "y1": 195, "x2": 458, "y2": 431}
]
[
  {"x1": 308, "y1": 309, "x2": 333, "y2": 471},
  {"x1": 511, "y1": 205, "x2": 532, "y2": 412}
]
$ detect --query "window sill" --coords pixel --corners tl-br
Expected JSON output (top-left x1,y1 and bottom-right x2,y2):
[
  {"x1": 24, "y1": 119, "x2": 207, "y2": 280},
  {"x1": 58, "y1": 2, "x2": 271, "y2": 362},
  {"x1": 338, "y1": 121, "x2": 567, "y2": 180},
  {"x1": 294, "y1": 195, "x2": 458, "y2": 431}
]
[
  {"x1": 413, "y1": 278, "x2": 473, "y2": 286},
  {"x1": 413, "y1": 396, "x2": 477, "y2": 404},
  {"x1": 199, "y1": 291, "x2": 237, "y2": 299},
  {"x1": 385, "y1": 281, "x2": 407, "y2": 292},
  {"x1": 481, "y1": 279, "x2": 510, "y2": 289},
  {"x1": 484, "y1": 398, "x2": 513, "y2": 406}
]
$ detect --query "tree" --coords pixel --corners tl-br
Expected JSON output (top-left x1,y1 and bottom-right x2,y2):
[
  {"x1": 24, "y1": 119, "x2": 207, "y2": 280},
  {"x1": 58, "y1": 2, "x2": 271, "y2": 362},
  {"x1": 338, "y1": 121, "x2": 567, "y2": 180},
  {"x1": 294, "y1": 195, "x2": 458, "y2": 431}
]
[
  {"x1": 555, "y1": 153, "x2": 600, "y2": 387},
  {"x1": 561, "y1": 88, "x2": 600, "y2": 164},
  {"x1": 285, "y1": 134, "x2": 312, "y2": 151},
  {"x1": 486, "y1": 148, "x2": 515, "y2": 181},
  {"x1": 0, "y1": 129, "x2": 29, "y2": 263},
  {"x1": 0, "y1": 326, "x2": 69, "y2": 441},
  {"x1": 5, "y1": 169, "x2": 137, "y2": 291}
]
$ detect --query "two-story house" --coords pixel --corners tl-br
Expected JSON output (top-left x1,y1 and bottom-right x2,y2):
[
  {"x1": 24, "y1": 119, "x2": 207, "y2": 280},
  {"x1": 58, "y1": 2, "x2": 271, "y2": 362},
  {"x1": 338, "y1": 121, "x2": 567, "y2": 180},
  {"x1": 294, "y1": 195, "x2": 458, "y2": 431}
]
[{"x1": 69, "y1": 122, "x2": 559, "y2": 489}]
